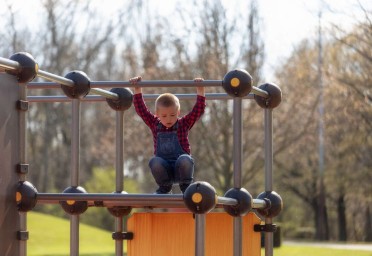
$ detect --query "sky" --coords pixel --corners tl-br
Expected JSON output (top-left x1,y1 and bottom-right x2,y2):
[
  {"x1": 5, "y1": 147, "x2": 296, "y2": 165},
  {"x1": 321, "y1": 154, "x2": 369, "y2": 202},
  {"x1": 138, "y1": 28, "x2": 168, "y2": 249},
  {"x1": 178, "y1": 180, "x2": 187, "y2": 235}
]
[{"x1": 1, "y1": 0, "x2": 370, "y2": 81}]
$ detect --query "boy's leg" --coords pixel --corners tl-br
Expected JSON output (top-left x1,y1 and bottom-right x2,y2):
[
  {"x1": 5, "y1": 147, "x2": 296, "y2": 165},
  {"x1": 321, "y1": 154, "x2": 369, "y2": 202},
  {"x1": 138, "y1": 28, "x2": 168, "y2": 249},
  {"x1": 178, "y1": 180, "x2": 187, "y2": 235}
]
[
  {"x1": 149, "y1": 156, "x2": 173, "y2": 194},
  {"x1": 175, "y1": 154, "x2": 194, "y2": 193}
]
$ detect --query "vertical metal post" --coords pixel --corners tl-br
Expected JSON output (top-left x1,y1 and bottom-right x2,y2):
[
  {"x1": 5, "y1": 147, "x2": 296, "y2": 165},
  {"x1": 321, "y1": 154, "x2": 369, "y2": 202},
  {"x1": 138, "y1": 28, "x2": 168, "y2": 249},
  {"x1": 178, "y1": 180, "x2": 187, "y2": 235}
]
[
  {"x1": 115, "y1": 111, "x2": 124, "y2": 256},
  {"x1": 264, "y1": 108, "x2": 273, "y2": 256},
  {"x1": 233, "y1": 98, "x2": 243, "y2": 256},
  {"x1": 70, "y1": 99, "x2": 80, "y2": 256},
  {"x1": 19, "y1": 82, "x2": 27, "y2": 256},
  {"x1": 195, "y1": 214, "x2": 206, "y2": 256}
]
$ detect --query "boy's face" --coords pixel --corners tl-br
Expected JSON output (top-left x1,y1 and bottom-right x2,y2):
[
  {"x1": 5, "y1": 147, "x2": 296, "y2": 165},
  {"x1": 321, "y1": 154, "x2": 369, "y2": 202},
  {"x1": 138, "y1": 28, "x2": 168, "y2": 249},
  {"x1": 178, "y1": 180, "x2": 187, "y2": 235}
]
[{"x1": 156, "y1": 106, "x2": 180, "y2": 128}]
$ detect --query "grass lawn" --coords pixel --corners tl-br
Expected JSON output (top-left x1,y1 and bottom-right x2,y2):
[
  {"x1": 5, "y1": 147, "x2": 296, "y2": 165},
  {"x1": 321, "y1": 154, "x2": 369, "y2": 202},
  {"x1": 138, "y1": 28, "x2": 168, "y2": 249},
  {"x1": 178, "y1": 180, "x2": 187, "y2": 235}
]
[
  {"x1": 264, "y1": 245, "x2": 372, "y2": 256},
  {"x1": 28, "y1": 212, "x2": 116, "y2": 256},
  {"x1": 28, "y1": 212, "x2": 372, "y2": 256}
]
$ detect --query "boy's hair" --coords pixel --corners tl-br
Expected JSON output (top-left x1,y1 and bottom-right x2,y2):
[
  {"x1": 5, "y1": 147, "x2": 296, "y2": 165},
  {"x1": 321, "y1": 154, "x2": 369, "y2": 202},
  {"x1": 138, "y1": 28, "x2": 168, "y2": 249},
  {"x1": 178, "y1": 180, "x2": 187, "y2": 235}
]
[{"x1": 155, "y1": 93, "x2": 180, "y2": 111}]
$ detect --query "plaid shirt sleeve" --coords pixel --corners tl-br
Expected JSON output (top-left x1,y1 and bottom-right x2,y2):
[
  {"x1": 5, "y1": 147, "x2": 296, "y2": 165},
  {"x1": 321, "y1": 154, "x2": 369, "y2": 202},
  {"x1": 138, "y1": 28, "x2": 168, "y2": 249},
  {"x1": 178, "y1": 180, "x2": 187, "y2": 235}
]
[
  {"x1": 181, "y1": 95, "x2": 206, "y2": 129},
  {"x1": 133, "y1": 93, "x2": 157, "y2": 130}
]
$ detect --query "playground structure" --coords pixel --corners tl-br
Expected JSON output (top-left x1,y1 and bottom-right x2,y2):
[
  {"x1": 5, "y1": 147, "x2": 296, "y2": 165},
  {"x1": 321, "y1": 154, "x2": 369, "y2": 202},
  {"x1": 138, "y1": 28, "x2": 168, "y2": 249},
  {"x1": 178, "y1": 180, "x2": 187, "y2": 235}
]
[{"x1": 0, "y1": 52, "x2": 283, "y2": 256}]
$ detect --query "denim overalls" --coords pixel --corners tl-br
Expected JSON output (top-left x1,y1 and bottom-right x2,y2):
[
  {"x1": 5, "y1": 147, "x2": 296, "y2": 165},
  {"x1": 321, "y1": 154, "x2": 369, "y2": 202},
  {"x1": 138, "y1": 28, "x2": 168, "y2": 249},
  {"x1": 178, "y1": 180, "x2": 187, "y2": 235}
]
[{"x1": 149, "y1": 123, "x2": 194, "y2": 193}]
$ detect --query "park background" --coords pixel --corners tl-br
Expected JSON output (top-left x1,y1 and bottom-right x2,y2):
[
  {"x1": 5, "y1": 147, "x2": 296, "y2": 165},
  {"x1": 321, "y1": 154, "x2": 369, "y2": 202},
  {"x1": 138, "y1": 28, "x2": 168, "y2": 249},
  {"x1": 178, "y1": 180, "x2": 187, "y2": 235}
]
[{"x1": 0, "y1": 0, "x2": 371, "y2": 252}]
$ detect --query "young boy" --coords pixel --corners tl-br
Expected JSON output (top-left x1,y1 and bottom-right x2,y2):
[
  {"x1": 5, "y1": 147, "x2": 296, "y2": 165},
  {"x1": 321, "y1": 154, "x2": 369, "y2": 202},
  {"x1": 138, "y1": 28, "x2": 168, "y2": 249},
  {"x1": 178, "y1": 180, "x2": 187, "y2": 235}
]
[{"x1": 130, "y1": 76, "x2": 206, "y2": 194}]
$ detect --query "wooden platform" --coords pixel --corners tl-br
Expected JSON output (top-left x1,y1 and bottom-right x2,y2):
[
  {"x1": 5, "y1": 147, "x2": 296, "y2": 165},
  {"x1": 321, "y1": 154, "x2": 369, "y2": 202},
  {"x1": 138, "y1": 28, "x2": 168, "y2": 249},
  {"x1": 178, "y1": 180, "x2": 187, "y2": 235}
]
[{"x1": 127, "y1": 211, "x2": 261, "y2": 256}]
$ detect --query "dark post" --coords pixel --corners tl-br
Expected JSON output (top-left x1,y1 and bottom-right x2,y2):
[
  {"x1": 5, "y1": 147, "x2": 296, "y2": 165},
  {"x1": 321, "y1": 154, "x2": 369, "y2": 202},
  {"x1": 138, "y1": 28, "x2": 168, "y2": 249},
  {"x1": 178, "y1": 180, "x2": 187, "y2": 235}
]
[{"x1": 0, "y1": 73, "x2": 21, "y2": 255}]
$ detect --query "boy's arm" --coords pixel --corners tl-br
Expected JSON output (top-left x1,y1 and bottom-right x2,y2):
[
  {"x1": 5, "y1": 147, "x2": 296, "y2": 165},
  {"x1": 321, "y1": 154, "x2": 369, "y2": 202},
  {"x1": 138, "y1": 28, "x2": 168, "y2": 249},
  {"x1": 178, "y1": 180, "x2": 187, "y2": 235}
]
[
  {"x1": 181, "y1": 78, "x2": 206, "y2": 128},
  {"x1": 129, "y1": 76, "x2": 142, "y2": 94},
  {"x1": 130, "y1": 76, "x2": 157, "y2": 127},
  {"x1": 194, "y1": 77, "x2": 205, "y2": 97}
]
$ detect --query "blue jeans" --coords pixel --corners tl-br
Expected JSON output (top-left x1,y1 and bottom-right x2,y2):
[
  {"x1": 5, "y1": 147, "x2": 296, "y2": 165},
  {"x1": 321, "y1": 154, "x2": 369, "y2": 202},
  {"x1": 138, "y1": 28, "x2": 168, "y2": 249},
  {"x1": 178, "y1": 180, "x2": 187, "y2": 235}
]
[{"x1": 149, "y1": 154, "x2": 194, "y2": 193}]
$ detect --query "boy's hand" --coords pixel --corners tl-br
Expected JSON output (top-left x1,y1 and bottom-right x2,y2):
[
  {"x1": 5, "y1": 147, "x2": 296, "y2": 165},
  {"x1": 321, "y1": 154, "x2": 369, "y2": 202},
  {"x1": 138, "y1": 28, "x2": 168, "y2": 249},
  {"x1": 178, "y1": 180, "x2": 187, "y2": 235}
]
[
  {"x1": 129, "y1": 76, "x2": 142, "y2": 94},
  {"x1": 194, "y1": 77, "x2": 205, "y2": 96}
]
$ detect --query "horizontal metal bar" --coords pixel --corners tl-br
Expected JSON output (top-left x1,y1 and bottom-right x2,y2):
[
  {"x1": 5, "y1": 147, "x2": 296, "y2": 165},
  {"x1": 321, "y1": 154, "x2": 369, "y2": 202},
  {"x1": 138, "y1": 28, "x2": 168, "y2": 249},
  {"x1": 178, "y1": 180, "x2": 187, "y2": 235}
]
[
  {"x1": 90, "y1": 88, "x2": 118, "y2": 100},
  {"x1": 252, "y1": 87, "x2": 269, "y2": 98},
  {"x1": 90, "y1": 80, "x2": 223, "y2": 88},
  {"x1": 37, "y1": 70, "x2": 75, "y2": 87},
  {"x1": 252, "y1": 198, "x2": 268, "y2": 209},
  {"x1": 27, "y1": 80, "x2": 269, "y2": 98},
  {"x1": 27, "y1": 95, "x2": 105, "y2": 102},
  {"x1": 27, "y1": 82, "x2": 61, "y2": 89},
  {"x1": 37, "y1": 193, "x2": 184, "y2": 202},
  {"x1": 0, "y1": 57, "x2": 21, "y2": 70},
  {"x1": 27, "y1": 93, "x2": 255, "y2": 103},
  {"x1": 27, "y1": 80, "x2": 222, "y2": 89},
  {"x1": 217, "y1": 196, "x2": 238, "y2": 206}
]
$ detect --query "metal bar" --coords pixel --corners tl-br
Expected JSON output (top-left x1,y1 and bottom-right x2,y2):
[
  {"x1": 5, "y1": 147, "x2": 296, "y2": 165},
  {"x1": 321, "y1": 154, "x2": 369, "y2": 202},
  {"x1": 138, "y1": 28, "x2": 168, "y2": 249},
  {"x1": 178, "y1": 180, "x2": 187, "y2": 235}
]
[
  {"x1": 71, "y1": 99, "x2": 80, "y2": 186},
  {"x1": 26, "y1": 80, "x2": 269, "y2": 98},
  {"x1": 0, "y1": 56, "x2": 20, "y2": 70},
  {"x1": 264, "y1": 108, "x2": 274, "y2": 256},
  {"x1": 70, "y1": 99, "x2": 80, "y2": 256},
  {"x1": 233, "y1": 98, "x2": 243, "y2": 256},
  {"x1": 233, "y1": 217, "x2": 242, "y2": 256},
  {"x1": 90, "y1": 88, "x2": 118, "y2": 100},
  {"x1": 252, "y1": 199, "x2": 267, "y2": 209},
  {"x1": 70, "y1": 215, "x2": 79, "y2": 256},
  {"x1": 30, "y1": 71, "x2": 120, "y2": 100},
  {"x1": 143, "y1": 93, "x2": 254, "y2": 100},
  {"x1": 27, "y1": 95, "x2": 105, "y2": 102},
  {"x1": 37, "y1": 69, "x2": 75, "y2": 87},
  {"x1": 115, "y1": 110, "x2": 124, "y2": 255},
  {"x1": 37, "y1": 193, "x2": 184, "y2": 202},
  {"x1": 233, "y1": 98, "x2": 243, "y2": 188},
  {"x1": 27, "y1": 93, "x2": 254, "y2": 103},
  {"x1": 90, "y1": 80, "x2": 222, "y2": 88},
  {"x1": 115, "y1": 217, "x2": 123, "y2": 256},
  {"x1": 217, "y1": 196, "x2": 238, "y2": 206},
  {"x1": 116, "y1": 111, "x2": 124, "y2": 192},
  {"x1": 252, "y1": 86, "x2": 269, "y2": 98},
  {"x1": 265, "y1": 109, "x2": 273, "y2": 191},
  {"x1": 195, "y1": 214, "x2": 206, "y2": 256},
  {"x1": 19, "y1": 81, "x2": 28, "y2": 256}
]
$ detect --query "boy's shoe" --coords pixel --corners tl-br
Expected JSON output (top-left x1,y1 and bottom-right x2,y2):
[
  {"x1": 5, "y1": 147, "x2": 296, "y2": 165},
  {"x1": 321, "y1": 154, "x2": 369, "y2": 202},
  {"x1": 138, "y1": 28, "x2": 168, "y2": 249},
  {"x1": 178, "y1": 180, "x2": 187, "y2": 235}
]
[
  {"x1": 179, "y1": 183, "x2": 191, "y2": 194},
  {"x1": 155, "y1": 186, "x2": 172, "y2": 194}
]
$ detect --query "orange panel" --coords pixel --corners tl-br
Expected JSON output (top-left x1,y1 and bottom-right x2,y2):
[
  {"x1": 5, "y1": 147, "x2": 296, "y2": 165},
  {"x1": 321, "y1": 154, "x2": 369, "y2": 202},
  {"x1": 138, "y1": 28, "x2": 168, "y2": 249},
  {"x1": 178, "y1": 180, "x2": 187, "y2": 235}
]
[{"x1": 127, "y1": 212, "x2": 261, "y2": 256}]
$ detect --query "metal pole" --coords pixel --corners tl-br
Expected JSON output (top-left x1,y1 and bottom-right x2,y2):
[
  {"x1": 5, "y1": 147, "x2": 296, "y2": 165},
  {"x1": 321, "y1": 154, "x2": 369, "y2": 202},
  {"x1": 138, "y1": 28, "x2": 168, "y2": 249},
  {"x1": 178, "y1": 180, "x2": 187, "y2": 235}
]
[
  {"x1": 27, "y1": 80, "x2": 269, "y2": 98},
  {"x1": 37, "y1": 70, "x2": 119, "y2": 100},
  {"x1": 115, "y1": 111, "x2": 124, "y2": 256},
  {"x1": 70, "y1": 99, "x2": 80, "y2": 256},
  {"x1": 195, "y1": 214, "x2": 206, "y2": 256},
  {"x1": 19, "y1": 81, "x2": 27, "y2": 256},
  {"x1": 0, "y1": 56, "x2": 20, "y2": 70},
  {"x1": 27, "y1": 93, "x2": 254, "y2": 103},
  {"x1": 233, "y1": 98, "x2": 243, "y2": 256},
  {"x1": 38, "y1": 70, "x2": 75, "y2": 87},
  {"x1": 264, "y1": 108, "x2": 273, "y2": 256}
]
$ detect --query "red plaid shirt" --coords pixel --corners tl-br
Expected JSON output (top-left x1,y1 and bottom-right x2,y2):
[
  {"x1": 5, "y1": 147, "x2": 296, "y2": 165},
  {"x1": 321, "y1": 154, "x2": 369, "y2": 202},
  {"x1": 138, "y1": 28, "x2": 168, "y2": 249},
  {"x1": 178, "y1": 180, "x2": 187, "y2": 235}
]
[{"x1": 133, "y1": 93, "x2": 206, "y2": 155}]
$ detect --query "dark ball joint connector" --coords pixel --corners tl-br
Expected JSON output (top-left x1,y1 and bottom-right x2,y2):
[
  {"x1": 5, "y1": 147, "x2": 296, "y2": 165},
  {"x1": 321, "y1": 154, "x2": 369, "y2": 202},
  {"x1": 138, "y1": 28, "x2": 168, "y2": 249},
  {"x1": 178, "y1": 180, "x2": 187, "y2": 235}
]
[
  {"x1": 6, "y1": 52, "x2": 38, "y2": 83},
  {"x1": 223, "y1": 188, "x2": 253, "y2": 217},
  {"x1": 59, "y1": 186, "x2": 88, "y2": 215},
  {"x1": 183, "y1": 181, "x2": 217, "y2": 214},
  {"x1": 106, "y1": 88, "x2": 133, "y2": 111},
  {"x1": 61, "y1": 71, "x2": 91, "y2": 99},
  {"x1": 222, "y1": 69, "x2": 253, "y2": 98},
  {"x1": 256, "y1": 191, "x2": 283, "y2": 218},
  {"x1": 254, "y1": 83, "x2": 282, "y2": 109},
  {"x1": 107, "y1": 191, "x2": 132, "y2": 217},
  {"x1": 16, "y1": 181, "x2": 38, "y2": 212}
]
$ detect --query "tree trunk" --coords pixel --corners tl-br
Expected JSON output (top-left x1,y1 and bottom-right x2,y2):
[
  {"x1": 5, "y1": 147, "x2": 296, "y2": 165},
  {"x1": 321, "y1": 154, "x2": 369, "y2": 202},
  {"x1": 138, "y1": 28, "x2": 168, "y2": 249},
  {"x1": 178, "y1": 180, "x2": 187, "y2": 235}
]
[
  {"x1": 337, "y1": 194, "x2": 347, "y2": 241},
  {"x1": 364, "y1": 206, "x2": 372, "y2": 242},
  {"x1": 314, "y1": 179, "x2": 329, "y2": 240}
]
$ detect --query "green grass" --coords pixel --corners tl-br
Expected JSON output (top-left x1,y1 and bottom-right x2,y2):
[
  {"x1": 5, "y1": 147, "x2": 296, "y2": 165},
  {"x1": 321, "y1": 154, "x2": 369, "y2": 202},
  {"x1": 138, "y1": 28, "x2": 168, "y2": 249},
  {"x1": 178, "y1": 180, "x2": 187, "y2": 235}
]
[
  {"x1": 28, "y1": 212, "x2": 116, "y2": 256},
  {"x1": 28, "y1": 212, "x2": 372, "y2": 256},
  {"x1": 264, "y1": 245, "x2": 372, "y2": 256}
]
